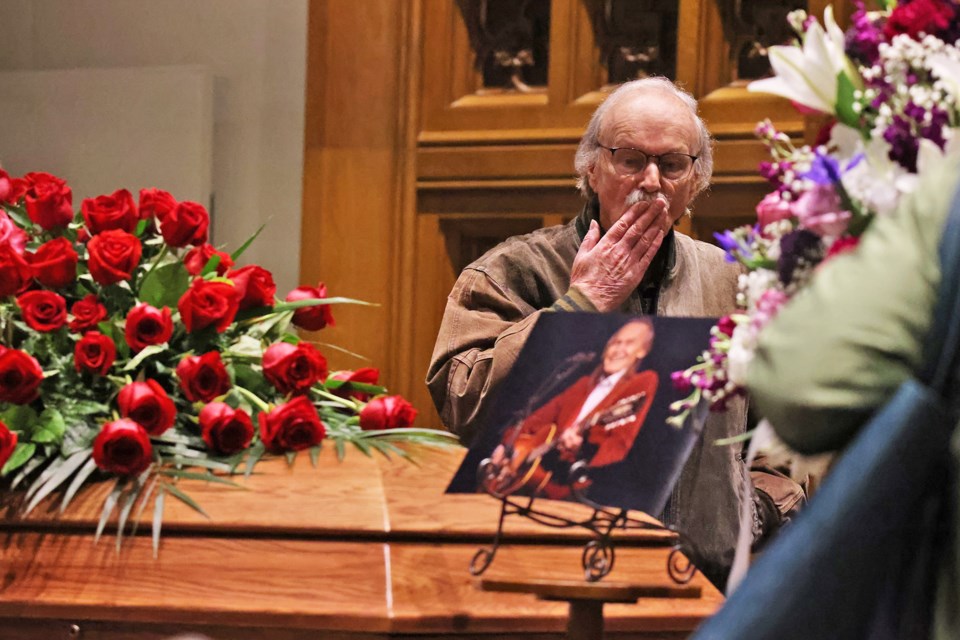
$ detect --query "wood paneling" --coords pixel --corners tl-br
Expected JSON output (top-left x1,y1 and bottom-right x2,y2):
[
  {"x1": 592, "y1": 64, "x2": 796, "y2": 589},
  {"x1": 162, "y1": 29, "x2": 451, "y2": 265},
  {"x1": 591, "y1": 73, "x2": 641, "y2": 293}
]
[{"x1": 300, "y1": 0, "x2": 853, "y2": 431}]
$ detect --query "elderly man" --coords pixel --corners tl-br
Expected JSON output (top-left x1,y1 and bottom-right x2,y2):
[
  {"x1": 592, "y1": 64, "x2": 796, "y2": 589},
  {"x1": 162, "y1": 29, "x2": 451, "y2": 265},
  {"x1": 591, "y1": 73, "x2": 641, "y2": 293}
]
[
  {"x1": 487, "y1": 318, "x2": 659, "y2": 500},
  {"x1": 427, "y1": 77, "x2": 796, "y2": 585}
]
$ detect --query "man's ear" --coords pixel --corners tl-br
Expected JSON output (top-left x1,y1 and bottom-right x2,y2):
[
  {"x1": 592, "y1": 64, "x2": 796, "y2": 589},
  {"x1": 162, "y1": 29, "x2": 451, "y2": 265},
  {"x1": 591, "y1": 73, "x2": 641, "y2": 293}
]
[{"x1": 586, "y1": 162, "x2": 599, "y2": 192}]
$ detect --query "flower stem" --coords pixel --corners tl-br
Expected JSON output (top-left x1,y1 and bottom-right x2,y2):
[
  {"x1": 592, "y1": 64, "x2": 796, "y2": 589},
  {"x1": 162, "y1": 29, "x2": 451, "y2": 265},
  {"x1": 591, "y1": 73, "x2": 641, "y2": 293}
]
[
  {"x1": 312, "y1": 387, "x2": 360, "y2": 411},
  {"x1": 139, "y1": 244, "x2": 170, "y2": 293},
  {"x1": 233, "y1": 386, "x2": 270, "y2": 413}
]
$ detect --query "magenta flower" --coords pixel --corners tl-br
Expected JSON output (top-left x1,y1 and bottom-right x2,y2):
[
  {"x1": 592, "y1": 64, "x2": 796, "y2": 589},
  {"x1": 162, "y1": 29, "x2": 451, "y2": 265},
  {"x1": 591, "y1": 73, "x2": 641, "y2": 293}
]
[{"x1": 791, "y1": 184, "x2": 851, "y2": 237}]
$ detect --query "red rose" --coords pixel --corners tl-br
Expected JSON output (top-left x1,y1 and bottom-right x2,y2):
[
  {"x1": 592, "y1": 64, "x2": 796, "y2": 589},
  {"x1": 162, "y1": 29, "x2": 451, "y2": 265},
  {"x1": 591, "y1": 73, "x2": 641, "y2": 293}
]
[
  {"x1": 0, "y1": 210, "x2": 27, "y2": 253},
  {"x1": 74, "y1": 331, "x2": 116, "y2": 376},
  {"x1": 92, "y1": 418, "x2": 152, "y2": 475},
  {"x1": 69, "y1": 294, "x2": 108, "y2": 333},
  {"x1": 81, "y1": 188, "x2": 138, "y2": 234},
  {"x1": 257, "y1": 395, "x2": 326, "y2": 452},
  {"x1": 183, "y1": 243, "x2": 233, "y2": 276},
  {"x1": 0, "y1": 245, "x2": 33, "y2": 297},
  {"x1": 117, "y1": 380, "x2": 176, "y2": 436},
  {"x1": 28, "y1": 237, "x2": 78, "y2": 288},
  {"x1": 227, "y1": 265, "x2": 276, "y2": 310},
  {"x1": 199, "y1": 402, "x2": 254, "y2": 455},
  {"x1": 86, "y1": 229, "x2": 142, "y2": 286},
  {"x1": 262, "y1": 342, "x2": 328, "y2": 395},
  {"x1": 159, "y1": 201, "x2": 209, "y2": 247},
  {"x1": 359, "y1": 395, "x2": 418, "y2": 431},
  {"x1": 23, "y1": 172, "x2": 73, "y2": 230},
  {"x1": 17, "y1": 290, "x2": 67, "y2": 332},
  {"x1": 0, "y1": 169, "x2": 11, "y2": 204},
  {"x1": 885, "y1": 0, "x2": 956, "y2": 40},
  {"x1": 329, "y1": 367, "x2": 380, "y2": 401},
  {"x1": 0, "y1": 348, "x2": 44, "y2": 404},
  {"x1": 177, "y1": 278, "x2": 240, "y2": 333},
  {"x1": 286, "y1": 282, "x2": 335, "y2": 331},
  {"x1": 0, "y1": 420, "x2": 17, "y2": 470},
  {"x1": 124, "y1": 303, "x2": 173, "y2": 352},
  {"x1": 138, "y1": 188, "x2": 177, "y2": 221},
  {"x1": 176, "y1": 351, "x2": 231, "y2": 402}
]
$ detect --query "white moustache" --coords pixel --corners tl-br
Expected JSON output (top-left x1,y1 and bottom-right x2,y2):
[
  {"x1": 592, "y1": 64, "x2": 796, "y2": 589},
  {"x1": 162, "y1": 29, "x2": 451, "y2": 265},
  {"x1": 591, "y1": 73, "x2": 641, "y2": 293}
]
[{"x1": 626, "y1": 189, "x2": 669, "y2": 208}]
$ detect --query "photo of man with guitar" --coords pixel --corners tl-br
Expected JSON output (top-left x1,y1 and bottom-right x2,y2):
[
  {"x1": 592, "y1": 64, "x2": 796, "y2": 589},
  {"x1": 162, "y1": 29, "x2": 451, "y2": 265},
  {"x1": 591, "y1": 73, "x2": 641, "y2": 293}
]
[{"x1": 485, "y1": 317, "x2": 658, "y2": 500}]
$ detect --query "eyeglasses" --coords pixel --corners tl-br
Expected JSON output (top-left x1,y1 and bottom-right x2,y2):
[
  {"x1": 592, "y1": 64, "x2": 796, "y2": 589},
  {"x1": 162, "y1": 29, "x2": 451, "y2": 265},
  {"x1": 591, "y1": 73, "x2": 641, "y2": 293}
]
[{"x1": 597, "y1": 144, "x2": 698, "y2": 181}]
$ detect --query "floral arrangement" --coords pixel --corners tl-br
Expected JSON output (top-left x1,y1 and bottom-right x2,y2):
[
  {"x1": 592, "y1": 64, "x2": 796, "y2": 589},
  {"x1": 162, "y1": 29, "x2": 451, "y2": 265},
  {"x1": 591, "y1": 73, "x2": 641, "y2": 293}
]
[
  {"x1": 669, "y1": 0, "x2": 960, "y2": 427},
  {"x1": 0, "y1": 169, "x2": 454, "y2": 550}
]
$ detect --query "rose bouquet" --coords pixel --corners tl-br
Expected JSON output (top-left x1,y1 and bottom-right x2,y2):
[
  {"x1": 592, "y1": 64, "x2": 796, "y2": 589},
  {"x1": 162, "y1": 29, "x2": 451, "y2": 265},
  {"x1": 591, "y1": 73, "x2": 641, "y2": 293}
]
[
  {"x1": 669, "y1": 0, "x2": 960, "y2": 428},
  {"x1": 0, "y1": 169, "x2": 455, "y2": 551}
]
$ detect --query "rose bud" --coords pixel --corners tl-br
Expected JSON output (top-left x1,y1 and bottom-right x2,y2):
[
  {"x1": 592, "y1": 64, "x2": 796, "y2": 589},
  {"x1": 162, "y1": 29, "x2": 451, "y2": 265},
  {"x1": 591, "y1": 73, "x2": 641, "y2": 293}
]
[
  {"x1": 138, "y1": 187, "x2": 177, "y2": 221},
  {"x1": 117, "y1": 380, "x2": 176, "y2": 436},
  {"x1": 86, "y1": 229, "x2": 142, "y2": 286},
  {"x1": 23, "y1": 172, "x2": 73, "y2": 230},
  {"x1": 227, "y1": 265, "x2": 276, "y2": 310},
  {"x1": 28, "y1": 237, "x2": 78, "y2": 288},
  {"x1": 199, "y1": 402, "x2": 254, "y2": 455},
  {"x1": 159, "y1": 201, "x2": 209, "y2": 247},
  {"x1": 177, "y1": 278, "x2": 240, "y2": 333},
  {"x1": 68, "y1": 294, "x2": 108, "y2": 333},
  {"x1": 124, "y1": 303, "x2": 173, "y2": 352},
  {"x1": 359, "y1": 395, "x2": 418, "y2": 431},
  {"x1": 176, "y1": 351, "x2": 231, "y2": 403},
  {"x1": 17, "y1": 290, "x2": 67, "y2": 332},
  {"x1": 0, "y1": 420, "x2": 17, "y2": 470},
  {"x1": 183, "y1": 244, "x2": 233, "y2": 276},
  {"x1": 92, "y1": 418, "x2": 153, "y2": 475},
  {"x1": 329, "y1": 367, "x2": 380, "y2": 402},
  {"x1": 262, "y1": 342, "x2": 328, "y2": 396},
  {"x1": 0, "y1": 210, "x2": 27, "y2": 254},
  {"x1": 286, "y1": 282, "x2": 335, "y2": 331},
  {"x1": 258, "y1": 395, "x2": 326, "y2": 452},
  {"x1": 74, "y1": 331, "x2": 117, "y2": 376},
  {"x1": 0, "y1": 348, "x2": 44, "y2": 404},
  {"x1": 81, "y1": 188, "x2": 138, "y2": 234},
  {"x1": 0, "y1": 245, "x2": 33, "y2": 297}
]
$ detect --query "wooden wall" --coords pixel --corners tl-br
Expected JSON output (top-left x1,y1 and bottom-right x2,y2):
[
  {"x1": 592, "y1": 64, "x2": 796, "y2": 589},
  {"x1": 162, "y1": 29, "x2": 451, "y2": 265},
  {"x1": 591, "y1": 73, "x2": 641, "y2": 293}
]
[{"x1": 300, "y1": 0, "x2": 852, "y2": 430}]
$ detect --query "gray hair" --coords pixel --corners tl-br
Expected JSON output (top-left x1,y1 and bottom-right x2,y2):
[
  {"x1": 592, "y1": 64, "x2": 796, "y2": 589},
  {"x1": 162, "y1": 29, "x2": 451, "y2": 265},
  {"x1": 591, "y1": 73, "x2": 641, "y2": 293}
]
[{"x1": 574, "y1": 77, "x2": 714, "y2": 200}]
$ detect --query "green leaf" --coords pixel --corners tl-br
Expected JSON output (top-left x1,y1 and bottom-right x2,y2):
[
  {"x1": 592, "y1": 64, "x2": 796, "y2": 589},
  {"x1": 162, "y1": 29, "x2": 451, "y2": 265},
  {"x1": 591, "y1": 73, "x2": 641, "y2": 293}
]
[
  {"x1": 200, "y1": 254, "x2": 222, "y2": 278},
  {"x1": 309, "y1": 445, "x2": 321, "y2": 468},
  {"x1": 31, "y1": 408, "x2": 67, "y2": 444},
  {"x1": 24, "y1": 449, "x2": 92, "y2": 514},
  {"x1": 270, "y1": 297, "x2": 375, "y2": 314},
  {"x1": 95, "y1": 477, "x2": 126, "y2": 544},
  {"x1": 835, "y1": 72, "x2": 860, "y2": 129},
  {"x1": 243, "y1": 441, "x2": 265, "y2": 479},
  {"x1": 714, "y1": 428, "x2": 757, "y2": 447},
  {"x1": 134, "y1": 218, "x2": 149, "y2": 237},
  {"x1": 284, "y1": 451, "x2": 296, "y2": 467},
  {"x1": 9, "y1": 452, "x2": 45, "y2": 488},
  {"x1": 167, "y1": 457, "x2": 233, "y2": 473},
  {"x1": 139, "y1": 261, "x2": 190, "y2": 309},
  {"x1": 229, "y1": 224, "x2": 266, "y2": 262},
  {"x1": 0, "y1": 405, "x2": 38, "y2": 432},
  {"x1": 59, "y1": 458, "x2": 99, "y2": 514},
  {"x1": 130, "y1": 474, "x2": 159, "y2": 539},
  {"x1": 352, "y1": 438, "x2": 372, "y2": 457},
  {"x1": 116, "y1": 483, "x2": 141, "y2": 551},
  {"x1": 152, "y1": 489, "x2": 165, "y2": 558},
  {"x1": 1, "y1": 442, "x2": 36, "y2": 476},
  {"x1": 161, "y1": 482, "x2": 209, "y2": 519},
  {"x1": 123, "y1": 343, "x2": 168, "y2": 371},
  {"x1": 334, "y1": 438, "x2": 345, "y2": 461},
  {"x1": 2, "y1": 203, "x2": 31, "y2": 228}
]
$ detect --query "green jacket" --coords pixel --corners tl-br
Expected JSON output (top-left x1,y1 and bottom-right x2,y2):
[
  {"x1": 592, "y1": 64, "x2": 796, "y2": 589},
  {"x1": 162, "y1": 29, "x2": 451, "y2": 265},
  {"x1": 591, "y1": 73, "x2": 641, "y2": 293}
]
[{"x1": 748, "y1": 152, "x2": 960, "y2": 639}]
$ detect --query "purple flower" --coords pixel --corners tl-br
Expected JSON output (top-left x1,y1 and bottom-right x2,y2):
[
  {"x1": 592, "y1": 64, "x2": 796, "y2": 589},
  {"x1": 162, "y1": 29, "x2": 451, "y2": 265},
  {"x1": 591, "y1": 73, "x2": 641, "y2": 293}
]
[
  {"x1": 884, "y1": 115, "x2": 920, "y2": 172},
  {"x1": 804, "y1": 150, "x2": 843, "y2": 185},
  {"x1": 845, "y1": 2, "x2": 885, "y2": 65},
  {"x1": 713, "y1": 230, "x2": 741, "y2": 263},
  {"x1": 670, "y1": 370, "x2": 692, "y2": 393},
  {"x1": 778, "y1": 229, "x2": 825, "y2": 285}
]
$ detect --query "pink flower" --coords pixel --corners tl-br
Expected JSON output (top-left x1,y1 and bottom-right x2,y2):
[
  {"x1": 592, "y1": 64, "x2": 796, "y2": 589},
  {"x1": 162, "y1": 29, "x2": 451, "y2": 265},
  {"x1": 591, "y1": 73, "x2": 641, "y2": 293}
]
[
  {"x1": 0, "y1": 211, "x2": 27, "y2": 254},
  {"x1": 790, "y1": 184, "x2": 851, "y2": 237},
  {"x1": 755, "y1": 192, "x2": 793, "y2": 229}
]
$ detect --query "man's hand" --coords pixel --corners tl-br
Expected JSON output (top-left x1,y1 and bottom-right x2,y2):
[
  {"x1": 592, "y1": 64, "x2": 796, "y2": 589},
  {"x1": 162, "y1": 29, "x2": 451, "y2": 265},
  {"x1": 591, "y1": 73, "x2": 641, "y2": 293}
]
[
  {"x1": 557, "y1": 428, "x2": 583, "y2": 455},
  {"x1": 569, "y1": 199, "x2": 667, "y2": 312}
]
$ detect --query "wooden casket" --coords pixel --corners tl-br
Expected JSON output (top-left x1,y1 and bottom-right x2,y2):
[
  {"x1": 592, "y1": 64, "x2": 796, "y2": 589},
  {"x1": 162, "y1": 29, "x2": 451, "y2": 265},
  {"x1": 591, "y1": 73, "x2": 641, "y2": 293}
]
[{"x1": 0, "y1": 445, "x2": 722, "y2": 639}]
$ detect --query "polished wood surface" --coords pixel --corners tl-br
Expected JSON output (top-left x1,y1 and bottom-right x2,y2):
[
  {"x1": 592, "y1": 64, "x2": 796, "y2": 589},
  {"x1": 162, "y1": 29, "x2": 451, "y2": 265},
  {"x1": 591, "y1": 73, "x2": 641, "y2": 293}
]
[{"x1": 0, "y1": 446, "x2": 720, "y2": 638}]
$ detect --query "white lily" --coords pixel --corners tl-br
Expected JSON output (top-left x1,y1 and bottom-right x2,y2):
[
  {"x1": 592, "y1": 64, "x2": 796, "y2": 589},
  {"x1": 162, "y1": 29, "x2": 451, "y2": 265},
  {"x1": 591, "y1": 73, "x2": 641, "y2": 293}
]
[
  {"x1": 930, "y1": 53, "x2": 960, "y2": 102},
  {"x1": 749, "y1": 7, "x2": 852, "y2": 115}
]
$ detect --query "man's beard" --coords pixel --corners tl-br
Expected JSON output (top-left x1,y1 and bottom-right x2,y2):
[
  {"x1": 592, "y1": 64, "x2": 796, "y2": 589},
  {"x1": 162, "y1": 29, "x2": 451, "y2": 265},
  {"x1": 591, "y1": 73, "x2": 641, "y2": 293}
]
[{"x1": 625, "y1": 189, "x2": 670, "y2": 209}]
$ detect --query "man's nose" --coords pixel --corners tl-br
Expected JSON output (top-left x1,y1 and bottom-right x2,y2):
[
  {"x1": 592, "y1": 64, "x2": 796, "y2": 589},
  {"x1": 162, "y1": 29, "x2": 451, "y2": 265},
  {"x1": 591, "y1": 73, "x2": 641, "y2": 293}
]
[{"x1": 635, "y1": 162, "x2": 661, "y2": 192}]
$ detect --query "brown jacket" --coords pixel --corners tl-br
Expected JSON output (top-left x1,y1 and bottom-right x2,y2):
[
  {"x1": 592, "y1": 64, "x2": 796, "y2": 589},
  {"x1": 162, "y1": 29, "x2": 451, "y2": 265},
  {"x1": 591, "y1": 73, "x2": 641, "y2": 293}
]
[{"x1": 426, "y1": 204, "x2": 792, "y2": 585}]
